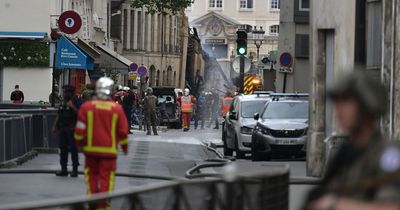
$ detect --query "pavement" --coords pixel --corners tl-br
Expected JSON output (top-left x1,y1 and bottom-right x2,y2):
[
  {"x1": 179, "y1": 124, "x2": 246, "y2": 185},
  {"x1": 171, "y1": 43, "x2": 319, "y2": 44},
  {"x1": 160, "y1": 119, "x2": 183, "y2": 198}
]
[{"x1": 0, "y1": 125, "x2": 314, "y2": 210}]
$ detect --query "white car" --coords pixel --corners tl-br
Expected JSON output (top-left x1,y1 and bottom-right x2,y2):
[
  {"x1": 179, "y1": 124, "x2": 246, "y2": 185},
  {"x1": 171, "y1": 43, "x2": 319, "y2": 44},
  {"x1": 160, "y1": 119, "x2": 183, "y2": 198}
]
[{"x1": 222, "y1": 94, "x2": 271, "y2": 158}]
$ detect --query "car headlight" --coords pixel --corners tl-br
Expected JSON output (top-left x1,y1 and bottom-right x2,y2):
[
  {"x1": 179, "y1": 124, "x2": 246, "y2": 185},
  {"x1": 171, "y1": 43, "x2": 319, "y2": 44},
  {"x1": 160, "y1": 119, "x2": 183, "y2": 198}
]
[
  {"x1": 240, "y1": 126, "x2": 253, "y2": 135},
  {"x1": 261, "y1": 127, "x2": 271, "y2": 135}
]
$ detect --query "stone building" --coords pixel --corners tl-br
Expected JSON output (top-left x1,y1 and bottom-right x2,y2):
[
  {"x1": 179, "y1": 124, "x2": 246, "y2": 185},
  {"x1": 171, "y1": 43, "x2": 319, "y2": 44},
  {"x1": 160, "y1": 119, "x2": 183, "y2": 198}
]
[
  {"x1": 307, "y1": 0, "x2": 399, "y2": 177},
  {"x1": 186, "y1": 0, "x2": 280, "y2": 92},
  {"x1": 276, "y1": 0, "x2": 309, "y2": 93},
  {"x1": 110, "y1": 1, "x2": 191, "y2": 90}
]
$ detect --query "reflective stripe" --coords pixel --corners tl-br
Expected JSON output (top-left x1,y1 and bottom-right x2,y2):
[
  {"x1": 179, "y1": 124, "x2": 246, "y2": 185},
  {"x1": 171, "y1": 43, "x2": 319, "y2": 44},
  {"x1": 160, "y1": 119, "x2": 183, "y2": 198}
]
[
  {"x1": 181, "y1": 96, "x2": 193, "y2": 112},
  {"x1": 83, "y1": 146, "x2": 117, "y2": 154},
  {"x1": 84, "y1": 168, "x2": 91, "y2": 195},
  {"x1": 74, "y1": 133, "x2": 84, "y2": 141},
  {"x1": 87, "y1": 111, "x2": 94, "y2": 147},
  {"x1": 111, "y1": 114, "x2": 118, "y2": 151},
  {"x1": 119, "y1": 139, "x2": 128, "y2": 145},
  {"x1": 109, "y1": 171, "x2": 115, "y2": 193}
]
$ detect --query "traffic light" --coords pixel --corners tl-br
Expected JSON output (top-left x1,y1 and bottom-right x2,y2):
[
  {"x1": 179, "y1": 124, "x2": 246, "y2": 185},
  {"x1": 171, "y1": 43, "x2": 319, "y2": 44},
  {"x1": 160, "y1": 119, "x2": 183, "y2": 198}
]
[{"x1": 236, "y1": 30, "x2": 247, "y2": 56}]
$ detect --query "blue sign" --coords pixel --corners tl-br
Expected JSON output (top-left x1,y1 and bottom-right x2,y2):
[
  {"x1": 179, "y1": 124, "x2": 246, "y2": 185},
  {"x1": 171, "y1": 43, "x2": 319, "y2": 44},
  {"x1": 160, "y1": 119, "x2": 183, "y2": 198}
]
[
  {"x1": 279, "y1": 52, "x2": 292, "y2": 67},
  {"x1": 129, "y1": 63, "x2": 138, "y2": 71},
  {"x1": 138, "y1": 66, "x2": 148, "y2": 75},
  {"x1": 55, "y1": 36, "x2": 94, "y2": 70}
]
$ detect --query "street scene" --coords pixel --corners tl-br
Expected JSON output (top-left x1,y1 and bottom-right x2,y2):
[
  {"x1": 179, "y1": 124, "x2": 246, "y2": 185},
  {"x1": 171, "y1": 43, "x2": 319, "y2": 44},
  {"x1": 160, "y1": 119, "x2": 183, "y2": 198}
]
[{"x1": 1, "y1": 0, "x2": 400, "y2": 210}]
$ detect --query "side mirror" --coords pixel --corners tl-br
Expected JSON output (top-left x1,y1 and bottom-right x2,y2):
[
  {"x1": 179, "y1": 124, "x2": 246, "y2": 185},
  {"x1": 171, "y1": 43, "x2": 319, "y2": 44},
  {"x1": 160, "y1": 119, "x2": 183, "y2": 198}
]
[
  {"x1": 229, "y1": 112, "x2": 237, "y2": 120},
  {"x1": 254, "y1": 113, "x2": 260, "y2": 121}
]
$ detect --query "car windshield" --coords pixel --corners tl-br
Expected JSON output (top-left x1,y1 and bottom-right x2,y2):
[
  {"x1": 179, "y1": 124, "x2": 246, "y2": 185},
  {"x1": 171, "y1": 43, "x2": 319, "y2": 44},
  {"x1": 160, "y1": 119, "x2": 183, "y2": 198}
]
[
  {"x1": 157, "y1": 95, "x2": 175, "y2": 104},
  {"x1": 241, "y1": 100, "x2": 268, "y2": 118},
  {"x1": 262, "y1": 102, "x2": 308, "y2": 119}
]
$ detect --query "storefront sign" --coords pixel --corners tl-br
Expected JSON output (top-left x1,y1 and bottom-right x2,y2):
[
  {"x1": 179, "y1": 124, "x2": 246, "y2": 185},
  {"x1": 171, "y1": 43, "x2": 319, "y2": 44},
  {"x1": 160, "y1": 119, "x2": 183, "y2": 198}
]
[
  {"x1": 55, "y1": 36, "x2": 94, "y2": 70},
  {"x1": 205, "y1": 39, "x2": 225, "y2": 44}
]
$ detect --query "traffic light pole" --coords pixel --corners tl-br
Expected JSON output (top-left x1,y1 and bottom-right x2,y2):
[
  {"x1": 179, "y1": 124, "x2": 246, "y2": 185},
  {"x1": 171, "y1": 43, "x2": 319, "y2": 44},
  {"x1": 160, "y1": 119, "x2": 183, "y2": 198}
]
[{"x1": 239, "y1": 55, "x2": 245, "y2": 93}]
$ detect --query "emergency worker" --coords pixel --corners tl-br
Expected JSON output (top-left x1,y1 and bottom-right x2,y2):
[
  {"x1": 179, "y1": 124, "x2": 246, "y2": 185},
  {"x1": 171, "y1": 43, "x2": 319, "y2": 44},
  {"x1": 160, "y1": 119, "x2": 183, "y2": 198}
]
[
  {"x1": 178, "y1": 88, "x2": 196, "y2": 131},
  {"x1": 143, "y1": 87, "x2": 158, "y2": 135},
  {"x1": 304, "y1": 71, "x2": 400, "y2": 210},
  {"x1": 74, "y1": 77, "x2": 128, "y2": 210},
  {"x1": 221, "y1": 91, "x2": 234, "y2": 118},
  {"x1": 53, "y1": 85, "x2": 81, "y2": 177},
  {"x1": 194, "y1": 91, "x2": 206, "y2": 129}
]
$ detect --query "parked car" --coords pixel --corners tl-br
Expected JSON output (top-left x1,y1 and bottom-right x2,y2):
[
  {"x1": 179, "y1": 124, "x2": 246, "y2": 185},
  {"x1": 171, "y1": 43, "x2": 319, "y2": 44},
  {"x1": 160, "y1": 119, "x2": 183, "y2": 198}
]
[
  {"x1": 251, "y1": 97, "x2": 309, "y2": 161},
  {"x1": 152, "y1": 87, "x2": 181, "y2": 128},
  {"x1": 223, "y1": 94, "x2": 271, "y2": 158}
]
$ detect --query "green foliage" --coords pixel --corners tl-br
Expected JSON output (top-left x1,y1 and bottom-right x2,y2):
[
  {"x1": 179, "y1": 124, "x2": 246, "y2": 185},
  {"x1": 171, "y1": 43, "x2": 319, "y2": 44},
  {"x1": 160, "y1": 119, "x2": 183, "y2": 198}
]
[
  {"x1": 0, "y1": 42, "x2": 50, "y2": 68},
  {"x1": 130, "y1": 0, "x2": 191, "y2": 14}
]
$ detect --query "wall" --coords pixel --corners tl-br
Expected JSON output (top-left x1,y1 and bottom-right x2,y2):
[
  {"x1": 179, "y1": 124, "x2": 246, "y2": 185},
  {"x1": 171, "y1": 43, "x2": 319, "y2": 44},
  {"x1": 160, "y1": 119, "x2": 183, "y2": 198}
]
[
  {"x1": 0, "y1": 0, "x2": 51, "y2": 34},
  {"x1": 308, "y1": 0, "x2": 356, "y2": 177},
  {"x1": 1, "y1": 67, "x2": 52, "y2": 102}
]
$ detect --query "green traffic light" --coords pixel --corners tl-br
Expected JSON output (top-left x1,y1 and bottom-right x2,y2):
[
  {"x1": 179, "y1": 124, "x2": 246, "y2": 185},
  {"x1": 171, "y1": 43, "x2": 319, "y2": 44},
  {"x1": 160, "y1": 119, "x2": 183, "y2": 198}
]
[{"x1": 238, "y1": 47, "x2": 246, "y2": 55}]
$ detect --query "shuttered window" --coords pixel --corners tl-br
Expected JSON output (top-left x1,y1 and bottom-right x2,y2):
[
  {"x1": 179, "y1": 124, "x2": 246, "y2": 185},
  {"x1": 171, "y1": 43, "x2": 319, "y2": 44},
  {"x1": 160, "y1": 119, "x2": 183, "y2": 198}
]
[{"x1": 295, "y1": 34, "x2": 309, "y2": 58}]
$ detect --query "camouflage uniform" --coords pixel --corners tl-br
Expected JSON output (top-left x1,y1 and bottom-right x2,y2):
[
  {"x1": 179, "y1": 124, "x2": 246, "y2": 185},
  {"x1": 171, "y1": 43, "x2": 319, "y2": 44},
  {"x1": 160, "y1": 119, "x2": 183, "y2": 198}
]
[{"x1": 143, "y1": 93, "x2": 158, "y2": 135}]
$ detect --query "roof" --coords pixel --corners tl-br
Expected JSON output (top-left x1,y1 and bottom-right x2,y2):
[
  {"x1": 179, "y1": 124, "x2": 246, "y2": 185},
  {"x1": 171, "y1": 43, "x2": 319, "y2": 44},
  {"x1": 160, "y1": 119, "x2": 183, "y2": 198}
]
[
  {"x1": 190, "y1": 11, "x2": 241, "y2": 26},
  {"x1": 236, "y1": 94, "x2": 271, "y2": 102}
]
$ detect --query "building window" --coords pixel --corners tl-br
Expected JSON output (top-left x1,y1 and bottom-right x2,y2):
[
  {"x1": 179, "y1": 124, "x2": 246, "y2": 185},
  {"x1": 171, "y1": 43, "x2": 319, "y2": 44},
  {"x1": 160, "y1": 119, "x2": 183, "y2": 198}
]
[
  {"x1": 299, "y1": 0, "x2": 309, "y2": 11},
  {"x1": 209, "y1": 0, "x2": 223, "y2": 9},
  {"x1": 270, "y1": 25, "x2": 279, "y2": 36},
  {"x1": 271, "y1": 0, "x2": 280, "y2": 9},
  {"x1": 295, "y1": 34, "x2": 309, "y2": 58},
  {"x1": 240, "y1": 0, "x2": 253, "y2": 9}
]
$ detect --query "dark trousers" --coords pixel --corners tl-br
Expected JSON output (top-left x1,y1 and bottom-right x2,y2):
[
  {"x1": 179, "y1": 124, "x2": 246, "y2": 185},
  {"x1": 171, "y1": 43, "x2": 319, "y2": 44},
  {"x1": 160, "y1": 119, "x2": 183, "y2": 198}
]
[
  {"x1": 208, "y1": 112, "x2": 219, "y2": 128},
  {"x1": 124, "y1": 108, "x2": 132, "y2": 129},
  {"x1": 59, "y1": 127, "x2": 79, "y2": 169},
  {"x1": 194, "y1": 112, "x2": 205, "y2": 129}
]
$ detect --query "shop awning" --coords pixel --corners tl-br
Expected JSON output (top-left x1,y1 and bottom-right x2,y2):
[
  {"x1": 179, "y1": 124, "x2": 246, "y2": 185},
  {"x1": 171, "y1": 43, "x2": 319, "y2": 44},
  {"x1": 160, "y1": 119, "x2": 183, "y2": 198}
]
[
  {"x1": 0, "y1": 31, "x2": 47, "y2": 39},
  {"x1": 95, "y1": 44, "x2": 131, "y2": 74},
  {"x1": 55, "y1": 36, "x2": 94, "y2": 70},
  {"x1": 77, "y1": 38, "x2": 101, "y2": 64}
]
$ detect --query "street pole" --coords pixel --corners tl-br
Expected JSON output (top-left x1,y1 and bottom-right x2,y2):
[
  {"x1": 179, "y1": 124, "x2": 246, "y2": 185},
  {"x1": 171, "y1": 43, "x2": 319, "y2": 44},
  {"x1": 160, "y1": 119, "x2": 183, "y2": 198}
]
[
  {"x1": 239, "y1": 55, "x2": 245, "y2": 93},
  {"x1": 282, "y1": 72, "x2": 287, "y2": 93}
]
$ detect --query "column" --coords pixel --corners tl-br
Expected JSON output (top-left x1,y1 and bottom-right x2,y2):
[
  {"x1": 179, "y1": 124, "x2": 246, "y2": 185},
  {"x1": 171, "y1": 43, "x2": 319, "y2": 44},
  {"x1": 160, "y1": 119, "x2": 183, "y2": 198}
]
[
  {"x1": 126, "y1": 6, "x2": 131, "y2": 50},
  {"x1": 133, "y1": 10, "x2": 139, "y2": 50}
]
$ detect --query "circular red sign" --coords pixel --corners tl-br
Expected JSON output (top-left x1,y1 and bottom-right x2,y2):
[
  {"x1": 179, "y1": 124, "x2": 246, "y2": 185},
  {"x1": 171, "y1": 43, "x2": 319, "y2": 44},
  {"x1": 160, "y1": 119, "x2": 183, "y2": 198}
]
[
  {"x1": 280, "y1": 52, "x2": 293, "y2": 67},
  {"x1": 58, "y1": 10, "x2": 82, "y2": 34}
]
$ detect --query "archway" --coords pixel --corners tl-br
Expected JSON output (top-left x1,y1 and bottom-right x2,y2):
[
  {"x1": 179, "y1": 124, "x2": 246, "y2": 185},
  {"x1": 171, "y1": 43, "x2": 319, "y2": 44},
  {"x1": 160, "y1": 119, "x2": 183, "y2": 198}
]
[{"x1": 149, "y1": 65, "x2": 156, "y2": 87}]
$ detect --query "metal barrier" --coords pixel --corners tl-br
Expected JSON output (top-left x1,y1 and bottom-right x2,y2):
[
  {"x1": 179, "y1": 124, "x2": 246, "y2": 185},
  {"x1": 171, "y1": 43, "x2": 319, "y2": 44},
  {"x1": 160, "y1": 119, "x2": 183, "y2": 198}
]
[
  {"x1": 0, "y1": 109, "x2": 58, "y2": 164},
  {"x1": 0, "y1": 165, "x2": 290, "y2": 210}
]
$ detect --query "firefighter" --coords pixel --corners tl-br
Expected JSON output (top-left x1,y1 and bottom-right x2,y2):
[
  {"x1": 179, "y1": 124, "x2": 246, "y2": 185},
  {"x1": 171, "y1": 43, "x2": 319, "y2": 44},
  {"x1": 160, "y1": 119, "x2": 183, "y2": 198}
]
[
  {"x1": 178, "y1": 88, "x2": 196, "y2": 132},
  {"x1": 221, "y1": 91, "x2": 234, "y2": 118},
  {"x1": 143, "y1": 87, "x2": 158, "y2": 135},
  {"x1": 74, "y1": 77, "x2": 128, "y2": 210}
]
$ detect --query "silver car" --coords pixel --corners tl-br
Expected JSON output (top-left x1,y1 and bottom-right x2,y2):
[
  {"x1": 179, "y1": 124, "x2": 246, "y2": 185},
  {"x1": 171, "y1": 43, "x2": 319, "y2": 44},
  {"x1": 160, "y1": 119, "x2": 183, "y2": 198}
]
[
  {"x1": 223, "y1": 94, "x2": 271, "y2": 158},
  {"x1": 251, "y1": 99, "x2": 309, "y2": 161}
]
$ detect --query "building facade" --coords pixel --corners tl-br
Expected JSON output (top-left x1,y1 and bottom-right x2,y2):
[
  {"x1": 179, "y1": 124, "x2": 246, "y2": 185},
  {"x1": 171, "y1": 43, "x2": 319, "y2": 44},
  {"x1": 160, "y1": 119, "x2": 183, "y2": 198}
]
[
  {"x1": 186, "y1": 0, "x2": 280, "y2": 92},
  {"x1": 307, "y1": 0, "x2": 399, "y2": 177},
  {"x1": 276, "y1": 0, "x2": 309, "y2": 93},
  {"x1": 110, "y1": 1, "x2": 192, "y2": 90}
]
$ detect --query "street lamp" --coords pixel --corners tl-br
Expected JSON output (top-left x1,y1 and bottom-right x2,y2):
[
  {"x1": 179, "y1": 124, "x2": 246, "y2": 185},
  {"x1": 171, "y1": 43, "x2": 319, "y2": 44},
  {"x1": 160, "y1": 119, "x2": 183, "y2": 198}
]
[{"x1": 252, "y1": 26, "x2": 265, "y2": 61}]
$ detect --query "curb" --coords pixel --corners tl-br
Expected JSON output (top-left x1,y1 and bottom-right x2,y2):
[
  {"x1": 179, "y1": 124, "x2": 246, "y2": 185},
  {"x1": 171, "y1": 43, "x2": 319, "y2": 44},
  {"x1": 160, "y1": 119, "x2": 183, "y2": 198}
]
[{"x1": 0, "y1": 150, "x2": 38, "y2": 169}]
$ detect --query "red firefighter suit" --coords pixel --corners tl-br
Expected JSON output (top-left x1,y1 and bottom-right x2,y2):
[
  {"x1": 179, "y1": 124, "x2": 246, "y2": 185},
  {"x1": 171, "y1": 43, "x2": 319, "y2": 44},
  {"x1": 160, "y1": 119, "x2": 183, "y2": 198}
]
[
  {"x1": 177, "y1": 95, "x2": 196, "y2": 129},
  {"x1": 74, "y1": 100, "x2": 128, "y2": 210}
]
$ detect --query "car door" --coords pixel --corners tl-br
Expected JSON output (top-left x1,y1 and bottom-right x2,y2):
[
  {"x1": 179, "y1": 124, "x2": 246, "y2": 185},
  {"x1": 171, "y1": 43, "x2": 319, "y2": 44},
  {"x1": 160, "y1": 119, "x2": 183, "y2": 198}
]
[{"x1": 226, "y1": 98, "x2": 239, "y2": 148}]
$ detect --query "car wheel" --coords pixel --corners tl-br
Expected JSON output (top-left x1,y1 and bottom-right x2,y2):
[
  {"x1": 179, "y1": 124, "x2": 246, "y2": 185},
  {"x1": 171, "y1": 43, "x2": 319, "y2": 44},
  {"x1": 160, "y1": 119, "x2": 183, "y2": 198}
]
[{"x1": 235, "y1": 136, "x2": 245, "y2": 159}]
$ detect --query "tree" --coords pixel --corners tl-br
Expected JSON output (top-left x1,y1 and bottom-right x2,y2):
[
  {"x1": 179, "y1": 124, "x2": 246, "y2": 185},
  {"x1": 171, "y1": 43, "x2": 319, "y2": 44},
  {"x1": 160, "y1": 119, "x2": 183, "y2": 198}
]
[{"x1": 130, "y1": 0, "x2": 192, "y2": 14}]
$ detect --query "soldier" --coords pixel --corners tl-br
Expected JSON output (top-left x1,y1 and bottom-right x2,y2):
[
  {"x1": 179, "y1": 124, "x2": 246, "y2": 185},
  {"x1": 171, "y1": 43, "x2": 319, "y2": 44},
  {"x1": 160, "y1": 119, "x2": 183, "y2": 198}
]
[
  {"x1": 143, "y1": 87, "x2": 158, "y2": 135},
  {"x1": 52, "y1": 85, "x2": 81, "y2": 177},
  {"x1": 304, "y1": 72, "x2": 400, "y2": 210},
  {"x1": 81, "y1": 83, "x2": 95, "y2": 102},
  {"x1": 74, "y1": 77, "x2": 128, "y2": 210}
]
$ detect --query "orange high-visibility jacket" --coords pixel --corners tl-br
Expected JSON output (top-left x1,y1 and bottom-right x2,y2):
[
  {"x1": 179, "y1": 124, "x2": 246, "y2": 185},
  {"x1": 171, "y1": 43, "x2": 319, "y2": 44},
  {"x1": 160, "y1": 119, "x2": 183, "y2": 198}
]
[
  {"x1": 179, "y1": 95, "x2": 196, "y2": 113},
  {"x1": 221, "y1": 97, "x2": 233, "y2": 117},
  {"x1": 74, "y1": 100, "x2": 129, "y2": 158}
]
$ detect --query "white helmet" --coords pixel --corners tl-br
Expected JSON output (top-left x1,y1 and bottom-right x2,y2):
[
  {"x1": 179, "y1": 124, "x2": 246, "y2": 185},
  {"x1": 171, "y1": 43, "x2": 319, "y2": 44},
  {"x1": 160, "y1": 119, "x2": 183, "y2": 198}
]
[
  {"x1": 123, "y1": 86, "x2": 130, "y2": 91},
  {"x1": 96, "y1": 77, "x2": 114, "y2": 100},
  {"x1": 184, "y1": 88, "x2": 190, "y2": 96}
]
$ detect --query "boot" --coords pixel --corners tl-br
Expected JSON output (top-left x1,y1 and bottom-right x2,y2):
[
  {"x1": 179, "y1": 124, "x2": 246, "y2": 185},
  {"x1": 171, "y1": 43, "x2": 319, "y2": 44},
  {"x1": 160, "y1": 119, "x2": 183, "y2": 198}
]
[
  {"x1": 146, "y1": 124, "x2": 151, "y2": 135},
  {"x1": 152, "y1": 126, "x2": 158, "y2": 136},
  {"x1": 55, "y1": 167, "x2": 68, "y2": 177},
  {"x1": 70, "y1": 166, "x2": 78, "y2": 178}
]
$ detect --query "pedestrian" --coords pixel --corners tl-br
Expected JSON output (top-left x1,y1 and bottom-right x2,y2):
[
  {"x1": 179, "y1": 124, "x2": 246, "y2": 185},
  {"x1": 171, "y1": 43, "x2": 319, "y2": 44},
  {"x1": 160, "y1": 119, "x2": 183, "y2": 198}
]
[
  {"x1": 49, "y1": 85, "x2": 62, "y2": 107},
  {"x1": 81, "y1": 83, "x2": 95, "y2": 102},
  {"x1": 122, "y1": 86, "x2": 135, "y2": 134},
  {"x1": 52, "y1": 85, "x2": 81, "y2": 177},
  {"x1": 194, "y1": 91, "x2": 206, "y2": 129},
  {"x1": 143, "y1": 87, "x2": 158, "y2": 135},
  {"x1": 10, "y1": 84, "x2": 24, "y2": 104},
  {"x1": 304, "y1": 71, "x2": 400, "y2": 210},
  {"x1": 208, "y1": 89, "x2": 219, "y2": 129},
  {"x1": 74, "y1": 77, "x2": 128, "y2": 210},
  {"x1": 177, "y1": 88, "x2": 196, "y2": 131}
]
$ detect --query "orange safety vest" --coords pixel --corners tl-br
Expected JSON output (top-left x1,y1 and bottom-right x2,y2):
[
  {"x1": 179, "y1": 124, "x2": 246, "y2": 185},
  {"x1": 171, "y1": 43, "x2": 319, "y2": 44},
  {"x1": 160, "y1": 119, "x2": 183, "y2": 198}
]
[
  {"x1": 181, "y1": 96, "x2": 193, "y2": 113},
  {"x1": 222, "y1": 97, "x2": 233, "y2": 117}
]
